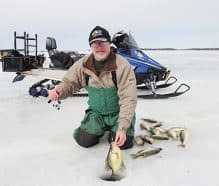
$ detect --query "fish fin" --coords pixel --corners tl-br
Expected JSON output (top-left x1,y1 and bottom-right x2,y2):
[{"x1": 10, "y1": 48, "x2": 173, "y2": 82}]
[
  {"x1": 136, "y1": 149, "x2": 144, "y2": 153},
  {"x1": 130, "y1": 153, "x2": 139, "y2": 159},
  {"x1": 105, "y1": 146, "x2": 111, "y2": 171},
  {"x1": 141, "y1": 118, "x2": 158, "y2": 123},
  {"x1": 142, "y1": 154, "x2": 150, "y2": 158},
  {"x1": 121, "y1": 160, "x2": 126, "y2": 170},
  {"x1": 105, "y1": 159, "x2": 111, "y2": 171}
]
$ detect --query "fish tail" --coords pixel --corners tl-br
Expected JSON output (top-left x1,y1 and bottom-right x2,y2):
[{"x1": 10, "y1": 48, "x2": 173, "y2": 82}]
[
  {"x1": 109, "y1": 172, "x2": 121, "y2": 181},
  {"x1": 130, "y1": 154, "x2": 138, "y2": 159}
]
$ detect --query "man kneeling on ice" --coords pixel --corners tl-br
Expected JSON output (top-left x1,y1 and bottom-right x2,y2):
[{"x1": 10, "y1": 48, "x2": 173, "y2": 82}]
[{"x1": 49, "y1": 26, "x2": 137, "y2": 149}]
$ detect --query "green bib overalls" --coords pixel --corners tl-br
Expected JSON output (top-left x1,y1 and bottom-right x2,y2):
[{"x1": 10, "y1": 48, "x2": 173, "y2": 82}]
[{"x1": 73, "y1": 86, "x2": 135, "y2": 138}]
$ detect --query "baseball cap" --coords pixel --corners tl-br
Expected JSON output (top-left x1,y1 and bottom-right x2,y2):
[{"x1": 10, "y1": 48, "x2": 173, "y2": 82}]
[{"x1": 89, "y1": 26, "x2": 111, "y2": 45}]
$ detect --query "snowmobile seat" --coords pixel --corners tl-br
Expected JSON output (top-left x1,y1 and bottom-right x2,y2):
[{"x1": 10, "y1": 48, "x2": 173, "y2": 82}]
[
  {"x1": 46, "y1": 37, "x2": 57, "y2": 50},
  {"x1": 46, "y1": 37, "x2": 82, "y2": 69},
  {"x1": 46, "y1": 37, "x2": 59, "y2": 58}
]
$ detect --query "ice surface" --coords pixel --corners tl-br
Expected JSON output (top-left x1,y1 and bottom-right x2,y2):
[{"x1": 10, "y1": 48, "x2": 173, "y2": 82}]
[{"x1": 0, "y1": 50, "x2": 219, "y2": 186}]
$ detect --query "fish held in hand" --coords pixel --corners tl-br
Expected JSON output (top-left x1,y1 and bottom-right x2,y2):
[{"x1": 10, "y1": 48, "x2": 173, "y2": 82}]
[{"x1": 101, "y1": 142, "x2": 125, "y2": 181}]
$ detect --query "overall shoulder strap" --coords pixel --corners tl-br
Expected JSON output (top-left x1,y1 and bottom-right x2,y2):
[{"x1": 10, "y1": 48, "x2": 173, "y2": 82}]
[
  {"x1": 111, "y1": 71, "x2": 117, "y2": 89},
  {"x1": 84, "y1": 73, "x2": 90, "y2": 86}
]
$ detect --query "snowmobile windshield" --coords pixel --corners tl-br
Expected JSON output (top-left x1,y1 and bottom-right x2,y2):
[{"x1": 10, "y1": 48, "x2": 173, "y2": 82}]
[
  {"x1": 112, "y1": 31, "x2": 139, "y2": 49},
  {"x1": 127, "y1": 32, "x2": 139, "y2": 49}
]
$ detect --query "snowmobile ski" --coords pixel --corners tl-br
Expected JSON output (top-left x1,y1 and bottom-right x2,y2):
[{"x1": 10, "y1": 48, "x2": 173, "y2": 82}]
[
  {"x1": 137, "y1": 83, "x2": 190, "y2": 99},
  {"x1": 137, "y1": 76, "x2": 177, "y2": 90}
]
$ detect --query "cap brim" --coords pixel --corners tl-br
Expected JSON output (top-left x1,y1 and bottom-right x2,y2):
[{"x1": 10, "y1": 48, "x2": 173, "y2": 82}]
[{"x1": 89, "y1": 38, "x2": 108, "y2": 44}]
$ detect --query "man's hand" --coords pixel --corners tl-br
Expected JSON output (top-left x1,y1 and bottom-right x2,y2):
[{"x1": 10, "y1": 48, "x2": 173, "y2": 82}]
[
  {"x1": 48, "y1": 88, "x2": 63, "y2": 101},
  {"x1": 115, "y1": 128, "x2": 127, "y2": 147}
]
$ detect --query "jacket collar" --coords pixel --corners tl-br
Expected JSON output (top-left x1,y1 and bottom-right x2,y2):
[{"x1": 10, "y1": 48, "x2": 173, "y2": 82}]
[{"x1": 83, "y1": 51, "x2": 117, "y2": 75}]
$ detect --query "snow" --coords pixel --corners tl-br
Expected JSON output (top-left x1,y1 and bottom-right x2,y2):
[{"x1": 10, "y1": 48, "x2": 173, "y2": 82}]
[{"x1": 1, "y1": 50, "x2": 219, "y2": 186}]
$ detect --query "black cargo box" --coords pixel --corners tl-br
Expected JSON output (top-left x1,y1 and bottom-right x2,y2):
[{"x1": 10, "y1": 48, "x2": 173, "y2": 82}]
[{"x1": 2, "y1": 56, "x2": 32, "y2": 72}]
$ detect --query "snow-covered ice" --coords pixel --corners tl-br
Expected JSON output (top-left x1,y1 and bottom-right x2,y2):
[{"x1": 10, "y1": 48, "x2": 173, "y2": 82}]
[{"x1": 0, "y1": 50, "x2": 219, "y2": 186}]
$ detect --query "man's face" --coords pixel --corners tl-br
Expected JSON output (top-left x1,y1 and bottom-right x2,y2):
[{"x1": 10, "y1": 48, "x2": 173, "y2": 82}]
[{"x1": 90, "y1": 41, "x2": 111, "y2": 61}]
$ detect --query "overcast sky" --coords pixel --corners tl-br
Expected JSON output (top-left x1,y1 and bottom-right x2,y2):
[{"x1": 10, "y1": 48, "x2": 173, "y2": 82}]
[{"x1": 1, "y1": 0, "x2": 218, "y2": 51}]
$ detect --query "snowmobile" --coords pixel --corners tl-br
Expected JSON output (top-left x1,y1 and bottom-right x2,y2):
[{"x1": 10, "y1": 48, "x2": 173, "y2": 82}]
[
  {"x1": 111, "y1": 31, "x2": 190, "y2": 98},
  {"x1": 1, "y1": 31, "x2": 190, "y2": 99}
]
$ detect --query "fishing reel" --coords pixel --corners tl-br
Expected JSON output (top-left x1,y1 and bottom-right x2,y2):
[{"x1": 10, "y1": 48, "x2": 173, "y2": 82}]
[{"x1": 48, "y1": 99, "x2": 61, "y2": 110}]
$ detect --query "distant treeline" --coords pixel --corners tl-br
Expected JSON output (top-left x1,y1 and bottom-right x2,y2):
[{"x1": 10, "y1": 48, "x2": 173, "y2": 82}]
[{"x1": 141, "y1": 48, "x2": 219, "y2": 51}]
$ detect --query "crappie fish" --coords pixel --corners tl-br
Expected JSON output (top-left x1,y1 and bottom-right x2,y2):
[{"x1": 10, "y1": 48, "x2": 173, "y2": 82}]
[
  {"x1": 131, "y1": 147, "x2": 162, "y2": 159},
  {"x1": 140, "y1": 121, "x2": 151, "y2": 131},
  {"x1": 151, "y1": 122, "x2": 163, "y2": 128},
  {"x1": 178, "y1": 129, "x2": 189, "y2": 148},
  {"x1": 135, "y1": 136, "x2": 144, "y2": 146},
  {"x1": 151, "y1": 134, "x2": 169, "y2": 140},
  {"x1": 142, "y1": 135, "x2": 154, "y2": 144},
  {"x1": 102, "y1": 142, "x2": 125, "y2": 181},
  {"x1": 155, "y1": 127, "x2": 167, "y2": 134},
  {"x1": 167, "y1": 127, "x2": 186, "y2": 140},
  {"x1": 151, "y1": 127, "x2": 161, "y2": 135},
  {"x1": 141, "y1": 118, "x2": 159, "y2": 123},
  {"x1": 140, "y1": 121, "x2": 162, "y2": 132}
]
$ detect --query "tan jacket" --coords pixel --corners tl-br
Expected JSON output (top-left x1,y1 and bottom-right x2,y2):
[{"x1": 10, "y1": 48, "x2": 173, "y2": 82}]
[{"x1": 57, "y1": 52, "x2": 137, "y2": 131}]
